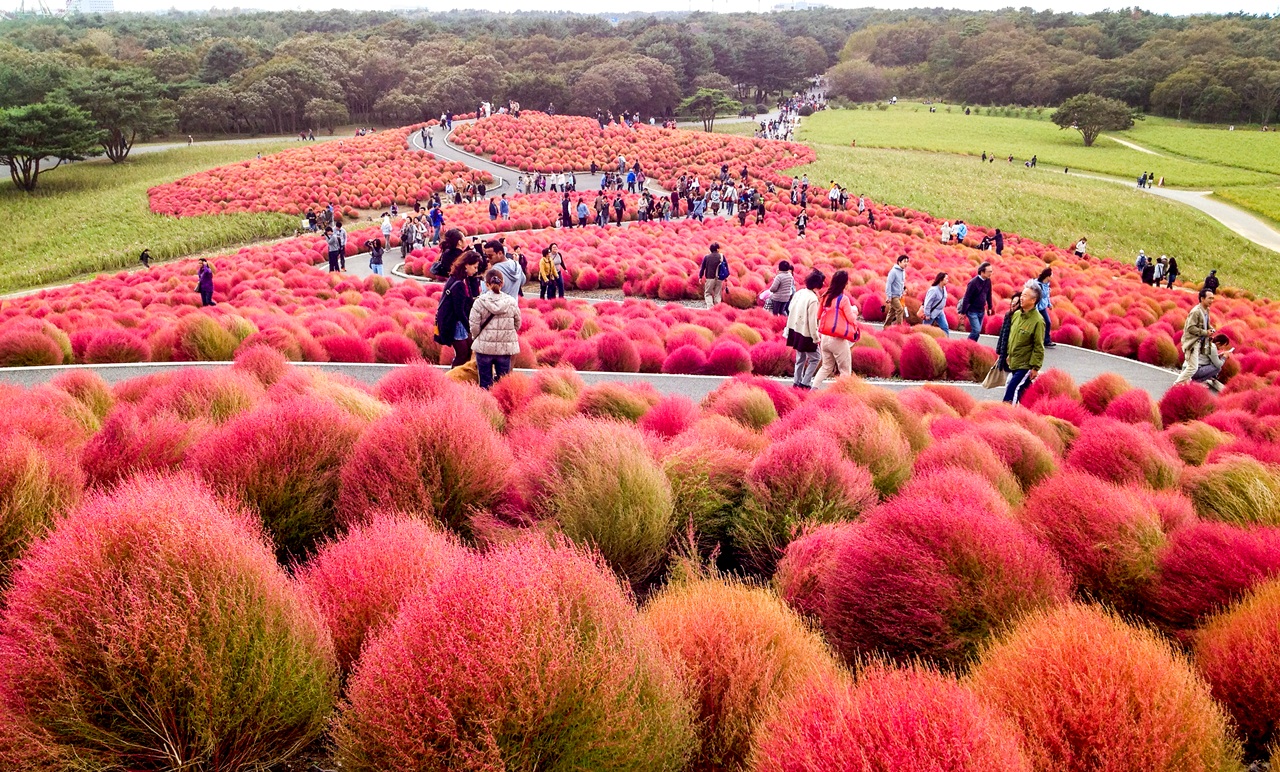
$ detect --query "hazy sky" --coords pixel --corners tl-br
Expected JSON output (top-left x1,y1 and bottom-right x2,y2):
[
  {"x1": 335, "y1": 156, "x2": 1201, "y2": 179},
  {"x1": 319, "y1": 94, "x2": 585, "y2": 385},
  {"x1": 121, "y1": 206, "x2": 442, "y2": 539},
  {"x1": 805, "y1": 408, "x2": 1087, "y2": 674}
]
[{"x1": 15, "y1": 0, "x2": 1280, "y2": 18}]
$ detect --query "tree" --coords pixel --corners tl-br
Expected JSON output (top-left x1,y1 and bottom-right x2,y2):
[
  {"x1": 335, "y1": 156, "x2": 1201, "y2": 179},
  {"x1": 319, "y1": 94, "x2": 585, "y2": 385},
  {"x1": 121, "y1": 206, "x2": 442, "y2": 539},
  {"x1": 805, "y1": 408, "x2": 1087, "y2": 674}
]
[
  {"x1": 1150, "y1": 67, "x2": 1209, "y2": 120},
  {"x1": 1051, "y1": 93, "x2": 1133, "y2": 147},
  {"x1": 200, "y1": 40, "x2": 248, "y2": 84},
  {"x1": 55, "y1": 68, "x2": 177, "y2": 163},
  {"x1": 373, "y1": 89, "x2": 426, "y2": 125},
  {"x1": 0, "y1": 101, "x2": 102, "y2": 192},
  {"x1": 304, "y1": 98, "x2": 348, "y2": 134},
  {"x1": 1242, "y1": 64, "x2": 1280, "y2": 126},
  {"x1": 678, "y1": 88, "x2": 742, "y2": 132},
  {"x1": 826, "y1": 60, "x2": 890, "y2": 103},
  {"x1": 179, "y1": 85, "x2": 236, "y2": 134}
]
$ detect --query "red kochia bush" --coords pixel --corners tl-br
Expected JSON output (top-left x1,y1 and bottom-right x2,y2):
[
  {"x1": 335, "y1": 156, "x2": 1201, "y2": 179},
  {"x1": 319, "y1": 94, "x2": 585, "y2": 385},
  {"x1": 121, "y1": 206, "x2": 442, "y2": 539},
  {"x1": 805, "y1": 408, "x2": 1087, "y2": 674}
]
[
  {"x1": 820, "y1": 500, "x2": 1071, "y2": 668},
  {"x1": 1195, "y1": 577, "x2": 1280, "y2": 757},
  {"x1": 338, "y1": 393, "x2": 512, "y2": 536},
  {"x1": 83, "y1": 328, "x2": 151, "y2": 364},
  {"x1": 297, "y1": 514, "x2": 465, "y2": 674},
  {"x1": 1104, "y1": 387, "x2": 1162, "y2": 428},
  {"x1": 1143, "y1": 521, "x2": 1280, "y2": 636},
  {"x1": 750, "y1": 664, "x2": 1030, "y2": 772},
  {"x1": 0, "y1": 435, "x2": 82, "y2": 581},
  {"x1": 187, "y1": 396, "x2": 366, "y2": 559},
  {"x1": 639, "y1": 394, "x2": 701, "y2": 439},
  {"x1": 773, "y1": 523, "x2": 853, "y2": 620},
  {"x1": 642, "y1": 578, "x2": 835, "y2": 771},
  {"x1": 332, "y1": 538, "x2": 695, "y2": 771},
  {"x1": 0, "y1": 475, "x2": 337, "y2": 771},
  {"x1": 913, "y1": 434, "x2": 1024, "y2": 506},
  {"x1": 971, "y1": 604, "x2": 1242, "y2": 772},
  {"x1": 1020, "y1": 471, "x2": 1170, "y2": 609},
  {"x1": 1160, "y1": 383, "x2": 1217, "y2": 426},
  {"x1": 79, "y1": 406, "x2": 210, "y2": 487},
  {"x1": 1065, "y1": 417, "x2": 1182, "y2": 489}
]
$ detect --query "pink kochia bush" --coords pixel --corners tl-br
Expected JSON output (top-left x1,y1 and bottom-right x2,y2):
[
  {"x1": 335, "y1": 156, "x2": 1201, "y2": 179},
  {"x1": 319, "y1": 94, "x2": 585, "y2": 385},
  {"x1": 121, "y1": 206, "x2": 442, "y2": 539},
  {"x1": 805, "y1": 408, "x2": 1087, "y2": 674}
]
[
  {"x1": 0, "y1": 434, "x2": 82, "y2": 581},
  {"x1": 186, "y1": 395, "x2": 366, "y2": 559},
  {"x1": 338, "y1": 392, "x2": 512, "y2": 536},
  {"x1": 297, "y1": 513, "x2": 466, "y2": 674},
  {"x1": 1064, "y1": 417, "x2": 1182, "y2": 489},
  {"x1": 970, "y1": 604, "x2": 1242, "y2": 772},
  {"x1": 641, "y1": 577, "x2": 836, "y2": 771},
  {"x1": 817, "y1": 497, "x2": 1071, "y2": 669},
  {"x1": 0, "y1": 475, "x2": 337, "y2": 771},
  {"x1": 749, "y1": 664, "x2": 1031, "y2": 772},
  {"x1": 332, "y1": 538, "x2": 695, "y2": 771},
  {"x1": 1194, "y1": 577, "x2": 1280, "y2": 756}
]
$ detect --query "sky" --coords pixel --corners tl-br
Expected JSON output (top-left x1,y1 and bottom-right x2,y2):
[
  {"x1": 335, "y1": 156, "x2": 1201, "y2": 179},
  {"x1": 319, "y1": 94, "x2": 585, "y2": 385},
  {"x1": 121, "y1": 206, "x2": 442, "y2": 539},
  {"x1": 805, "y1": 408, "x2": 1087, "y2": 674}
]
[{"x1": 11, "y1": 0, "x2": 1280, "y2": 19}]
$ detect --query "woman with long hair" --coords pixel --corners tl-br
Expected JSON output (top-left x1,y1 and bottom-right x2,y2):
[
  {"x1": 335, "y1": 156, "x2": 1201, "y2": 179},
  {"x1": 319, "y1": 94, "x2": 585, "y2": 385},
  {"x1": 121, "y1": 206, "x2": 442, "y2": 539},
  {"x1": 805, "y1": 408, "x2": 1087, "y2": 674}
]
[
  {"x1": 434, "y1": 228, "x2": 466, "y2": 278},
  {"x1": 812, "y1": 269, "x2": 861, "y2": 387},
  {"x1": 921, "y1": 272, "x2": 950, "y2": 335},
  {"x1": 434, "y1": 251, "x2": 482, "y2": 368},
  {"x1": 1036, "y1": 266, "x2": 1055, "y2": 347}
]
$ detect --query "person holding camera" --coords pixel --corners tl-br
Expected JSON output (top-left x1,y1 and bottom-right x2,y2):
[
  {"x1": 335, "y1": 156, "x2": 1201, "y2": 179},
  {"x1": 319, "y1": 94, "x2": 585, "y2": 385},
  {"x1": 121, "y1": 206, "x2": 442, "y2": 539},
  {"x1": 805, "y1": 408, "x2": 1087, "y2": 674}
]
[{"x1": 365, "y1": 238, "x2": 385, "y2": 275}]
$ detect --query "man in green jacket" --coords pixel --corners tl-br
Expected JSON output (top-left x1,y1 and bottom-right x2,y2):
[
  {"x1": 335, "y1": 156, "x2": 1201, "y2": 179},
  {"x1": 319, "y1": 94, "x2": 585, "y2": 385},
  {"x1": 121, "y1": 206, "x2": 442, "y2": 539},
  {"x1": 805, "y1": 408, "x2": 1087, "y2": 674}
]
[{"x1": 1003, "y1": 283, "x2": 1046, "y2": 405}]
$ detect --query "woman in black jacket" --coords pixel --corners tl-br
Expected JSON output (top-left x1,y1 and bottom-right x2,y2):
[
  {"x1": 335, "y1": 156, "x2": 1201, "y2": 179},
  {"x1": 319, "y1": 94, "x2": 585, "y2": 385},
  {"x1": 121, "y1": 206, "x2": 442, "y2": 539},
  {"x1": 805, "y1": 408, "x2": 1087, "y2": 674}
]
[
  {"x1": 435, "y1": 228, "x2": 466, "y2": 279},
  {"x1": 435, "y1": 251, "x2": 483, "y2": 367},
  {"x1": 994, "y1": 292, "x2": 1022, "y2": 372}
]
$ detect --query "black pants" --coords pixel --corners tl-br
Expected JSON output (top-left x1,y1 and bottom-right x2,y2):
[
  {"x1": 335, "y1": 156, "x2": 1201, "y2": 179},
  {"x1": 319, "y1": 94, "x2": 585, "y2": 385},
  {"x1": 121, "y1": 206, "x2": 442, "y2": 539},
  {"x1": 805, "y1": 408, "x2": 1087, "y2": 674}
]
[
  {"x1": 199, "y1": 288, "x2": 215, "y2": 306},
  {"x1": 328, "y1": 250, "x2": 341, "y2": 271}
]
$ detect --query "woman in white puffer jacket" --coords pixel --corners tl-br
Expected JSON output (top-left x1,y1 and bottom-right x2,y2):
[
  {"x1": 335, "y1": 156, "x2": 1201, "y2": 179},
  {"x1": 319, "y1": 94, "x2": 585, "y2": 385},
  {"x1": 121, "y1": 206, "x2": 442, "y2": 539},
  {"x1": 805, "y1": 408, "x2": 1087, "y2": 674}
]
[{"x1": 469, "y1": 269, "x2": 522, "y2": 390}]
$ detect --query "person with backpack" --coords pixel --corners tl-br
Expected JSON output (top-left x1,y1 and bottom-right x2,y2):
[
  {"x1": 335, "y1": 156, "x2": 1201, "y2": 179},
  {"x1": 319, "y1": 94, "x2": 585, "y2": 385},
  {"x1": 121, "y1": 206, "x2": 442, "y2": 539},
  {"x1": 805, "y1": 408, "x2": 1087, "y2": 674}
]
[
  {"x1": 613, "y1": 195, "x2": 626, "y2": 226},
  {"x1": 469, "y1": 269, "x2": 523, "y2": 390},
  {"x1": 334, "y1": 220, "x2": 348, "y2": 271},
  {"x1": 435, "y1": 252, "x2": 482, "y2": 368},
  {"x1": 812, "y1": 269, "x2": 861, "y2": 387},
  {"x1": 1136, "y1": 250, "x2": 1148, "y2": 274},
  {"x1": 1203, "y1": 269, "x2": 1219, "y2": 293},
  {"x1": 786, "y1": 270, "x2": 826, "y2": 389},
  {"x1": 699, "y1": 243, "x2": 729, "y2": 308}
]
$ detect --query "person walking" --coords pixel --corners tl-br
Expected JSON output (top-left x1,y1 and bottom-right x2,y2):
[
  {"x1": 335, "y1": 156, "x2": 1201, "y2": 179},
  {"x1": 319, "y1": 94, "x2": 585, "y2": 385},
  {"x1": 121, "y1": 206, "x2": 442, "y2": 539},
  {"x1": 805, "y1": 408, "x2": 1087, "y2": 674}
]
[
  {"x1": 1165, "y1": 255, "x2": 1179, "y2": 289},
  {"x1": 334, "y1": 220, "x2": 348, "y2": 271},
  {"x1": 766, "y1": 260, "x2": 795, "y2": 316},
  {"x1": 613, "y1": 195, "x2": 626, "y2": 226},
  {"x1": 196, "y1": 258, "x2": 216, "y2": 306},
  {"x1": 922, "y1": 273, "x2": 951, "y2": 335},
  {"x1": 812, "y1": 269, "x2": 861, "y2": 387},
  {"x1": 994, "y1": 228, "x2": 1004, "y2": 256},
  {"x1": 1153, "y1": 257, "x2": 1167, "y2": 285},
  {"x1": 576, "y1": 198, "x2": 589, "y2": 228},
  {"x1": 325, "y1": 226, "x2": 342, "y2": 272},
  {"x1": 959, "y1": 262, "x2": 994, "y2": 341},
  {"x1": 435, "y1": 228, "x2": 465, "y2": 279},
  {"x1": 469, "y1": 269, "x2": 522, "y2": 390},
  {"x1": 1001, "y1": 284, "x2": 1046, "y2": 405},
  {"x1": 1141, "y1": 257, "x2": 1156, "y2": 286},
  {"x1": 1036, "y1": 267, "x2": 1055, "y2": 347},
  {"x1": 883, "y1": 254, "x2": 909, "y2": 326},
  {"x1": 795, "y1": 208, "x2": 809, "y2": 238},
  {"x1": 380, "y1": 213, "x2": 393, "y2": 247},
  {"x1": 139, "y1": 248, "x2": 151, "y2": 269},
  {"x1": 1175, "y1": 288, "x2": 1216, "y2": 386},
  {"x1": 499, "y1": 194, "x2": 511, "y2": 220},
  {"x1": 434, "y1": 252, "x2": 482, "y2": 369},
  {"x1": 1203, "y1": 269, "x2": 1220, "y2": 293},
  {"x1": 1074, "y1": 237, "x2": 1087, "y2": 257},
  {"x1": 786, "y1": 270, "x2": 825, "y2": 389},
  {"x1": 699, "y1": 243, "x2": 727, "y2": 308}
]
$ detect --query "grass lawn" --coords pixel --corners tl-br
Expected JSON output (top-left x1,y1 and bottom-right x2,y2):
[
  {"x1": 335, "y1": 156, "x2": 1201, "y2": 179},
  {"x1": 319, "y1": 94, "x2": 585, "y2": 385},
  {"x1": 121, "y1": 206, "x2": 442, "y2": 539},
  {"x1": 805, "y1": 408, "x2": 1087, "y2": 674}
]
[
  {"x1": 792, "y1": 143, "x2": 1280, "y2": 298},
  {"x1": 0, "y1": 143, "x2": 298, "y2": 294},
  {"x1": 708, "y1": 120, "x2": 760, "y2": 136},
  {"x1": 800, "y1": 106, "x2": 1275, "y2": 188},
  {"x1": 1125, "y1": 119, "x2": 1280, "y2": 176}
]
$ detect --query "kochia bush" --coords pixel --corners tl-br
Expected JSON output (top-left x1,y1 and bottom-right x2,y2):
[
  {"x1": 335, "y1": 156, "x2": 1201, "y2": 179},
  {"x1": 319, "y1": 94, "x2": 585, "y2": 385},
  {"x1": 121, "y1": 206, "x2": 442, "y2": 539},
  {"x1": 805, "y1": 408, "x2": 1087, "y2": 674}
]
[
  {"x1": 0, "y1": 435, "x2": 82, "y2": 582},
  {"x1": 1065, "y1": 417, "x2": 1182, "y2": 490},
  {"x1": 332, "y1": 538, "x2": 695, "y2": 771},
  {"x1": 970, "y1": 604, "x2": 1242, "y2": 772},
  {"x1": 1182, "y1": 455, "x2": 1280, "y2": 527},
  {"x1": 0, "y1": 475, "x2": 337, "y2": 771}
]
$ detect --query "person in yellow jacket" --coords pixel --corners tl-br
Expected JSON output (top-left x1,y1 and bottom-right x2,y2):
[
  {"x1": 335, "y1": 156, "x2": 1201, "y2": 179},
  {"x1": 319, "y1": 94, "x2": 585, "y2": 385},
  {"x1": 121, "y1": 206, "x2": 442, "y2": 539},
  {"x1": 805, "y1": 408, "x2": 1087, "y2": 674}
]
[{"x1": 538, "y1": 244, "x2": 566, "y2": 299}]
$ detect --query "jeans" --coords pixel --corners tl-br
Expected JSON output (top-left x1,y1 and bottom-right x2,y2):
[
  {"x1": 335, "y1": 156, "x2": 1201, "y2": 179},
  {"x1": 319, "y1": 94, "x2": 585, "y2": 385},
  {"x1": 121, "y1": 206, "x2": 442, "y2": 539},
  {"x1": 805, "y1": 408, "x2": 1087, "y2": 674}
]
[
  {"x1": 930, "y1": 313, "x2": 950, "y2": 335},
  {"x1": 1039, "y1": 308, "x2": 1052, "y2": 344},
  {"x1": 966, "y1": 311, "x2": 985, "y2": 341},
  {"x1": 1003, "y1": 369, "x2": 1033, "y2": 404},
  {"x1": 553, "y1": 276, "x2": 565, "y2": 298},
  {"x1": 328, "y1": 250, "x2": 341, "y2": 272},
  {"x1": 793, "y1": 349, "x2": 820, "y2": 387},
  {"x1": 769, "y1": 300, "x2": 790, "y2": 316},
  {"x1": 475, "y1": 353, "x2": 511, "y2": 390},
  {"x1": 371, "y1": 263, "x2": 384, "y2": 275}
]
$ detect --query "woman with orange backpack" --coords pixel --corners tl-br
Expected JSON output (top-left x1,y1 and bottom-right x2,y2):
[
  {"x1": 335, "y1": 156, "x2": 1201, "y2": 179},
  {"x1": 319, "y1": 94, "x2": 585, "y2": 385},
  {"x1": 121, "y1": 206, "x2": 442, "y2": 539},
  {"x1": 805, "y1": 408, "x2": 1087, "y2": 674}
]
[{"x1": 812, "y1": 269, "x2": 862, "y2": 387}]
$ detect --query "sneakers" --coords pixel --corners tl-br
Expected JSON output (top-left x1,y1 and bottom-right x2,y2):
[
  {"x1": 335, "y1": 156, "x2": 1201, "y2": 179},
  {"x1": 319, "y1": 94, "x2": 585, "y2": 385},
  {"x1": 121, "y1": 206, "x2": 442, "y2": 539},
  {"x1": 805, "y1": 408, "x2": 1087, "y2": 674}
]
[{"x1": 1045, "y1": 342, "x2": 1057, "y2": 348}]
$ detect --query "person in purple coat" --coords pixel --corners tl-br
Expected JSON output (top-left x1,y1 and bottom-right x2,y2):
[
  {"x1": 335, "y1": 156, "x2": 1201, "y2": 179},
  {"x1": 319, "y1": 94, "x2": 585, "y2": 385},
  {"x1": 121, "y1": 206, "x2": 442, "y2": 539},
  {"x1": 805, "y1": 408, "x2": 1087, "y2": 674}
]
[{"x1": 197, "y1": 259, "x2": 216, "y2": 306}]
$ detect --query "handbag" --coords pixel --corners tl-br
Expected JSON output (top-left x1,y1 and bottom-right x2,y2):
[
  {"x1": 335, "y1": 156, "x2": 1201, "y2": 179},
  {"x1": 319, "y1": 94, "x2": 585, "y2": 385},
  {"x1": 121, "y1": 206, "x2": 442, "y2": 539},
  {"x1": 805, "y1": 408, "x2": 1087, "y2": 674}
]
[
  {"x1": 818, "y1": 295, "x2": 861, "y2": 343},
  {"x1": 981, "y1": 364, "x2": 1008, "y2": 389}
]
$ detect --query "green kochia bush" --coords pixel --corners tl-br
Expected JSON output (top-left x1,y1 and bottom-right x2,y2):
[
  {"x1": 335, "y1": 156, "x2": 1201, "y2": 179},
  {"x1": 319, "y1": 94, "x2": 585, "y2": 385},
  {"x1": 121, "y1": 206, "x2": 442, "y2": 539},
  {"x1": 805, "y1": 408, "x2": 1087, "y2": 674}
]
[
  {"x1": 333, "y1": 538, "x2": 695, "y2": 771},
  {"x1": 1183, "y1": 455, "x2": 1280, "y2": 527},
  {"x1": 0, "y1": 475, "x2": 337, "y2": 771}
]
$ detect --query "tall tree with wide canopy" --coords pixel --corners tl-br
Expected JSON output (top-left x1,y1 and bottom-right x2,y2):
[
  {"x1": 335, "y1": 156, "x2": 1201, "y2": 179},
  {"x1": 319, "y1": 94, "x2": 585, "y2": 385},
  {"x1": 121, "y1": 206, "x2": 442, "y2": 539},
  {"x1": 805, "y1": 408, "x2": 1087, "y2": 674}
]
[
  {"x1": 0, "y1": 101, "x2": 102, "y2": 191},
  {"x1": 55, "y1": 68, "x2": 176, "y2": 163},
  {"x1": 1051, "y1": 93, "x2": 1134, "y2": 147}
]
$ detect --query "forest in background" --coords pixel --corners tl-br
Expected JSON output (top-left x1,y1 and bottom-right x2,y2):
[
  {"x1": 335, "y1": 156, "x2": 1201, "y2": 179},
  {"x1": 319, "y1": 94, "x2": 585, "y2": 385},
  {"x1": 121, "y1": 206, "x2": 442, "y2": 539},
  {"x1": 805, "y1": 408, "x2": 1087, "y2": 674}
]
[{"x1": 0, "y1": 7, "x2": 1277, "y2": 139}]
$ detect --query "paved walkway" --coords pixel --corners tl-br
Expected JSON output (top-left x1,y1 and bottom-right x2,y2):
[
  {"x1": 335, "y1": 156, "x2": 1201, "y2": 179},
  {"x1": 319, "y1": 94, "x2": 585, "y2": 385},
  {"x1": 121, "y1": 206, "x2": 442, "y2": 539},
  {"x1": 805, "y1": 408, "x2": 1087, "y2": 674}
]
[{"x1": 1107, "y1": 136, "x2": 1163, "y2": 156}]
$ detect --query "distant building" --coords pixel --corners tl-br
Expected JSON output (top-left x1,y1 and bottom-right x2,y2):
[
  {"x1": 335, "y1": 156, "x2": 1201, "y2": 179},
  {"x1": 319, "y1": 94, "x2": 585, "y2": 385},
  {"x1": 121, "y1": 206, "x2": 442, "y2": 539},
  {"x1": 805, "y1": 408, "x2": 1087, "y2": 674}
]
[{"x1": 66, "y1": 0, "x2": 114, "y2": 13}]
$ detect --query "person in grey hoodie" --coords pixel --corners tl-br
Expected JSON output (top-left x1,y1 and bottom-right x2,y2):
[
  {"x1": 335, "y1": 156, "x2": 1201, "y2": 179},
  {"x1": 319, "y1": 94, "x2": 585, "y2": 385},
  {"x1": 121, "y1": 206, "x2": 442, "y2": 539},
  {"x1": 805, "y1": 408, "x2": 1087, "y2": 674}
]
[
  {"x1": 766, "y1": 260, "x2": 795, "y2": 316},
  {"x1": 883, "y1": 254, "x2": 909, "y2": 326},
  {"x1": 484, "y1": 239, "x2": 525, "y2": 298},
  {"x1": 470, "y1": 269, "x2": 522, "y2": 389}
]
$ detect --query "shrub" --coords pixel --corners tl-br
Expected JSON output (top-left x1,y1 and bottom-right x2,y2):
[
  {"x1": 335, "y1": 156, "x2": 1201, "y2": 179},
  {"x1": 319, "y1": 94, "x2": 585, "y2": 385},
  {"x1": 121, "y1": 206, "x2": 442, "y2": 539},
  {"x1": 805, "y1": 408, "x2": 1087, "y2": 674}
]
[
  {"x1": 49, "y1": 369, "x2": 113, "y2": 422},
  {"x1": 932, "y1": 419, "x2": 1058, "y2": 493},
  {"x1": 0, "y1": 475, "x2": 337, "y2": 771},
  {"x1": 1080, "y1": 372, "x2": 1132, "y2": 414},
  {"x1": 1031, "y1": 395, "x2": 1090, "y2": 427},
  {"x1": 173, "y1": 313, "x2": 240, "y2": 361},
  {"x1": 1065, "y1": 417, "x2": 1182, "y2": 490},
  {"x1": 576, "y1": 381, "x2": 659, "y2": 422},
  {"x1": 374, "y1": 362, "x2": 453, "y2": 403},
  {"x1": 642, "y1": 578, "x2": 836, "y2": 771},
  {"x1": 663, "y1": 441, "x2": 752, "y2": 558},
  {"x1": 371, "y1": 331, "x2": 421, "y2": 363},
  {"x1": 912, "y1": 434, "x2": 1024, "y2": 507},
  {"x1": 971, "y1": 604, "x2": 1242, "y2": 772},
  {"x1": 774, "y1": 523, "x2": 853, "y2": 620},
  {"x1": 703, "y1": 340, "x2": 753, "y2": 376},
  {"x1": 1182, "y1": 455, "x2": 1280, "y2": 526},
  {"x1": 821, "y1": 499, "x2": 1070, "y2": 668},
  {"x1": 1160, "y1": 383, "x2": 1217, "y2": 425},
  {"x1": 332, "y1": 538, "x2": 695, "y2": 771},
  {"x1": 1165, "y1": 421, "x2": 1232, "y2": 466},
  {"x1": 0, "y1": 329, "x2": 63, "y2": 367},
  {"x1": 734, "y1": 429, "x2": 878, "y2": 575},
  {"x1": 529, "y1": 418, "x2": 675, "y2": 585},
  {"x1": 80, "y1": 406, "x2": 209, "y2": 487},
  {"x1": 1020, "y1": 471, "x2": 1169, "y2": 608},
  {"x1": 0, "y1": 435, "x2": 81, "y2": 582},
  {"x1": 898, "y1": 334, "x2": 947, "y2": 380},
  {"x1": 639, "y1": 394, "x2": 701, "y2": 439},
  {"x1": 848, "y1": 346, "x2": 895, "y2": 378},
  {"x1": 1195, "y1": 577, "x2": 1280, "y2": 757},
  {"x1": 1019, "y1": 368, "x2": 1079, "y2": 408},
  {"x1": 1104, "y1": 388, "x2": 1162, "y2": 429},
  {"x1": 338, "y1": 394, "x2": 512, "y2": 536},
  {"x1": 595, "y1": 331, "x2": 642, "y2": 372},
  {"x1": 1143, "y1": 521, "x2": 1280, "y2": 636},
  {"x1": 83, "y1": 328, "x2": 151, "y2": 364},
  {"x1": 750, "y1": 340, "x2": 792, "y2": 377},
  {"x1": 750, "y1": 664, "x2": 1030, "y2": 772},
  {"x1": 704, "y1": 382, "x2": 779, "y2": 431},
  {"x1": 663, "y1": 344, "x2": 708, "y2": 374},
  {"x1": 895, "y1": 466, "x2": 1014, "y2": 519},
  {"x1": 772, "y1": 393, "x2": 914, "y2": 497},
  {"x1": 187, "y1": 396, "x2": 366, "y2": 560},
  {"x1": 297, "y1": 514, "x2": 465, "y2": 674},
  {"x1": 135, "y1": 367, "x2": 265, "y2": 424}
]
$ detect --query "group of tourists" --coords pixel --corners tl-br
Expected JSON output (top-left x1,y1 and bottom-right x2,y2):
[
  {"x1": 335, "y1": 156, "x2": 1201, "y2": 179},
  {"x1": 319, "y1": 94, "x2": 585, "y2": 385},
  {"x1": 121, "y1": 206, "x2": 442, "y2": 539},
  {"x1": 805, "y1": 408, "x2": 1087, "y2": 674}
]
[
  {"x1": 1136, "y1": 249, "x2": 1180, "y2": 288},
  {"x1": 1174, "y1": 287, "x2": 1231, "y2": 392},
  {"x1": 517, "y1": 172, "x2": 577, "y2": 194}
]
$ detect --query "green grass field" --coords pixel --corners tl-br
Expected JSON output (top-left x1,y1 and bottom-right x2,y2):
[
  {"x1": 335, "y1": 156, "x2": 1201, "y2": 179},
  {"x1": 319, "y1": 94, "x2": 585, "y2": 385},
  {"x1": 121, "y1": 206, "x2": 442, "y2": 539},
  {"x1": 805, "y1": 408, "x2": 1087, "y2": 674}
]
[
  {"x1": 1125, "y1": 119, "x2": 1280, "y2": 176},
  {"x1": 800, "y1": 106, "x2": 1275, "y2": 189},
  {"x1": 0, "y1": 144, "x2": 297, "y2": 293},
  {"x1": 791, "y1": 143, "x2": 1280, "y2": 298}
]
